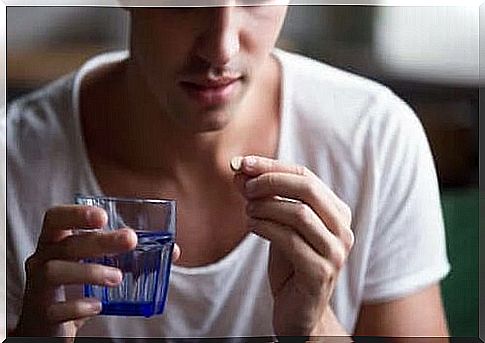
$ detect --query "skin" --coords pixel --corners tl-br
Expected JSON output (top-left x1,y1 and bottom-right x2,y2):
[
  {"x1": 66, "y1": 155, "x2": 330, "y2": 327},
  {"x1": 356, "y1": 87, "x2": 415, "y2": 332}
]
[
  {"x1": 12, "y1": 5, "x2": 449, "y2": 340},
  {"x1": 232, "y1": 156, "x2": 354, "y2": 337},
  {"x1": 15, "y1": 207, "x2": 141, "y2": 338}
]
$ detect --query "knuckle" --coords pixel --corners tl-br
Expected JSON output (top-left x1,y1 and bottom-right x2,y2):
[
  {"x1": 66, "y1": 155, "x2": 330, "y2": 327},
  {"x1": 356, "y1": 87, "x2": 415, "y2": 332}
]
[
  {"x1": 43, "y1": 260, "x2": 59, "y2": 284},
  {"x1": 340, "y1": 202, "x2": 352, "y2": 224},
  {"x1": 286, "y1": 232, "x2": 299, "y2": 253},
  {"x1": 307, "y1": 279, "x2": 324, "y2": 297},
  {"x1": 296, "y1": 203, "x2": 313, "y2": 227},
  {"x1": 334, "y1": 200, "x2": 352, "y2": 224},
  {"x1": 296, "y1": 164, "x2": 309, "y2": 176},
  {"x1": 319, "y1": 260, "x2": 336, "y2": 283},
  {"x1": 305, "y1": 179, "x2": 321, "y2": 201},
  {"x1": 342, "y1": 229, "x2": 355, "y2": 252},
  {"x1": 24, "y1": 255, "x2": 38, "y2": 275},
  {"x1": 72, "y1": 300, "x2": 86, "y2": 316},
  {"x1": 334, "y1": 202, "x2": 353, "y2": 252},
  {"x1": 315, "y1": 261, "x2": 331, "y2": 283},
  {"x1": 330, "y1": 245, "x2": 346, "y2": 270},
  {"x1": 265, "y1": 173, "x2": 278, "y2": 190},
  {"x1": 42, "y1": 208, "x2": 57, "y2": 227},
  {"x1": 44, "y1": 207, "x2": 57, "y2": 219}
]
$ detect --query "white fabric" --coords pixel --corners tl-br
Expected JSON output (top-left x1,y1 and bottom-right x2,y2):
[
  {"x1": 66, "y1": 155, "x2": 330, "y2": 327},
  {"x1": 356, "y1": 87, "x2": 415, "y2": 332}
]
[{"x1": 4, "y1": 49, "x2": 450, "y2": 338}]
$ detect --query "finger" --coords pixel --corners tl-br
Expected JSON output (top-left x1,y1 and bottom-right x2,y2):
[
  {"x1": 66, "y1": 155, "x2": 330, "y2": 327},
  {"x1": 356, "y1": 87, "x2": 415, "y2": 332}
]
[
  {"x1": 172, "y1": 243, "x2": 181, "y2": 261},
  {"x1": 40, "y1": 206, "x2": 108, "y2": 244},
  {"x1": 231, "y1": 155, "x2": 311, "y2": 178},
  {"x1": 234, "y1": 155, "x2": 351, "y2": 227},
  {"x1": 243, "y1": 173, "x2": 347, "y2": 235},
  {"x1": 249, "y1": 218, "x2": 336, "y2": 290},
  {"x1": 268, "y1": 244, "x2": 293, "y2": 295},
  {"x1": 47, "y1": 228, "x2": 137, "y2": 261},
  {"x1": 231, "y1": 155, "x2": 351, "y2": 241},
  {"x1": 244, "y1": 172, "x2": 351, "y2": 239},
  {"x1": 238, "y1": 156, "x2": 350, "y2": 224},
  {"x1": 44, "y1": 260, "x2": 123, "y2": 287},
  {"x1": 246, "y1": 199, "x2": 347, "y2": 268},
  {"x1": 46, "y1": 298, "x2": 102, "y2": 324}
]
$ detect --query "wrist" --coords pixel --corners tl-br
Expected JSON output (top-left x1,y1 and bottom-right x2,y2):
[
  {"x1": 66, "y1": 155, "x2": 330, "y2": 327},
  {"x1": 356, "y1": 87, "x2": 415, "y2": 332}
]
[{"x1": 310, "y1": 306, "x2": 350, "y2": 337}]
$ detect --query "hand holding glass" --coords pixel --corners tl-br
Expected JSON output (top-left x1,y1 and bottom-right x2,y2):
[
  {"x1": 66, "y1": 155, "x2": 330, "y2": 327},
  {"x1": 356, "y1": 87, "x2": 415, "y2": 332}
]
[{"x1": 75, "y1": 195, "x2": 176, "y2": 317}]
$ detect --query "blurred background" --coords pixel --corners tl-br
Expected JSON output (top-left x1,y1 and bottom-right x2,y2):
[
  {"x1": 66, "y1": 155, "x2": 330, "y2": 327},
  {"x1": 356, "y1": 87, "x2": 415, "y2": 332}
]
[{"x1": 6, "y1": 6, "x2": 480, "y2": 337}]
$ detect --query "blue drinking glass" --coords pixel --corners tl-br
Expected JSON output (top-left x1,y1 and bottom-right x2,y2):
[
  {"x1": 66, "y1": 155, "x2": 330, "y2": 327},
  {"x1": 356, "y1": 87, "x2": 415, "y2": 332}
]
[{"x1": 74, "y1": 195, "x2": 176, "y2": 317}]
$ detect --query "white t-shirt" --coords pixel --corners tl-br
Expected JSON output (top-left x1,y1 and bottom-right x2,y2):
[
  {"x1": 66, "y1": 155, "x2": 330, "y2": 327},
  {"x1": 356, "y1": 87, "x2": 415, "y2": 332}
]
[{"x1": 4, "y1": 49, "x2": 450, "y2": 338}]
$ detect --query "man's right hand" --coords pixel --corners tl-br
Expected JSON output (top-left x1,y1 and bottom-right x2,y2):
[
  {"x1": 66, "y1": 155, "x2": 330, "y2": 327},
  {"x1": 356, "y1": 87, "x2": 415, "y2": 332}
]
[{"x1": 13, "y1": 205, "x2": 138, "y2": 339}]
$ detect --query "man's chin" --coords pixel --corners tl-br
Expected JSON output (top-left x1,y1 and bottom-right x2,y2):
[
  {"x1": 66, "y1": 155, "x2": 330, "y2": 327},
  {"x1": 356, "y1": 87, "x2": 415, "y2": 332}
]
[
  {"x1": 175, "y1": 108, "x2": 234, "y2": 134},
  {"x1": 192, "y1": 115, "x2": 233, "y2": 133}
]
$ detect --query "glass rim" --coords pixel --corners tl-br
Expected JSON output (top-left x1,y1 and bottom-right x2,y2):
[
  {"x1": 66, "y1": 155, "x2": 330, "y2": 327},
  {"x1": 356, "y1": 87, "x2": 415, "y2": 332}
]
[{"x1": 75, "y1": 194, "x2": 176, "y2": 205}]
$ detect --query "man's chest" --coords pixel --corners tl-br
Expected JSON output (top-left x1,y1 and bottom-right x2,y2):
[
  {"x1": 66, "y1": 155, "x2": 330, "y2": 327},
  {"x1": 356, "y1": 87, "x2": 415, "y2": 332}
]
[{"x1": 89, "y1": 160, "x2": 250, "y2": 268}]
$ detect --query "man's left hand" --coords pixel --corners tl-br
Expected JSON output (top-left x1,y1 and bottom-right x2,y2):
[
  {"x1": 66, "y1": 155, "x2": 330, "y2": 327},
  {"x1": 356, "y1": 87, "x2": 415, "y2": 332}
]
[{"x1": 231, "y1": 155, "x2": 354, "y2": 336}]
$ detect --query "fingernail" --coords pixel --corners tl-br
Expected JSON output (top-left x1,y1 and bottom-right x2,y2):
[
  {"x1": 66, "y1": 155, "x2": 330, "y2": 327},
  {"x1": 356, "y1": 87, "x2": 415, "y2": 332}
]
[
  {"x1": 105, "y1": 268, "x2": 123, "y2": 285},
  {"x1": 116, "y1": 229, "x2": 132, "y2": 242},
  {"x1": 244, "y1": 156, "x2": 257, "y2": 170},
  {"x1": 118, "y1": 228, "x2": 138, "y2": 248},
  {"x1": 87, "y1": 208, "x2": 106, "y2": 225},
  {"x1": 86, "y1": 208, "x2": 96, "y2": 222},
  {"x1": 230, "y1": 156, "x2": 243, "y2": 172},
  {"x1": 86, "y1": 299, "x2": 102, "y2": 313}
]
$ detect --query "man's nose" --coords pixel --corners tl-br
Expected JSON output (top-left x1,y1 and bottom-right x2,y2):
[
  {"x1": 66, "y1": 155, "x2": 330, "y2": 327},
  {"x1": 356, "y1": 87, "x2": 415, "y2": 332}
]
[{"x1": 195, "y1": 7, "x2": 240, "y2": 67}]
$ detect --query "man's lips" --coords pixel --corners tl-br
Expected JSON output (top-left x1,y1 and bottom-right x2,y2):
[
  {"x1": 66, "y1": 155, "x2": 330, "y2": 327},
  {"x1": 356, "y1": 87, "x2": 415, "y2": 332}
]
[
  {"x1": 179, "y1": 77, "x2": 242, "y2": 106},
  {"x1": 181, "y1": 76, "x2": 241, "y2": 88}
]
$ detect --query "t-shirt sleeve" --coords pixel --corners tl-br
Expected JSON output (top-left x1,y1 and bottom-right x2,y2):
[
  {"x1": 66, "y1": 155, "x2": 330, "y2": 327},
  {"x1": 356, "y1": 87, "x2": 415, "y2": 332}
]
[{"x1": 361, "y1": 92, "x2": 451, "y2": 303}]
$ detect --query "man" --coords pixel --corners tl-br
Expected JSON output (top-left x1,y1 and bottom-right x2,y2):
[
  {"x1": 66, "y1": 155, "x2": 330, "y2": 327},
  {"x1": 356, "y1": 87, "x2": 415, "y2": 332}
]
[{"x1": 5, "y1": 5, "x2": 450, "y2": 340}]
